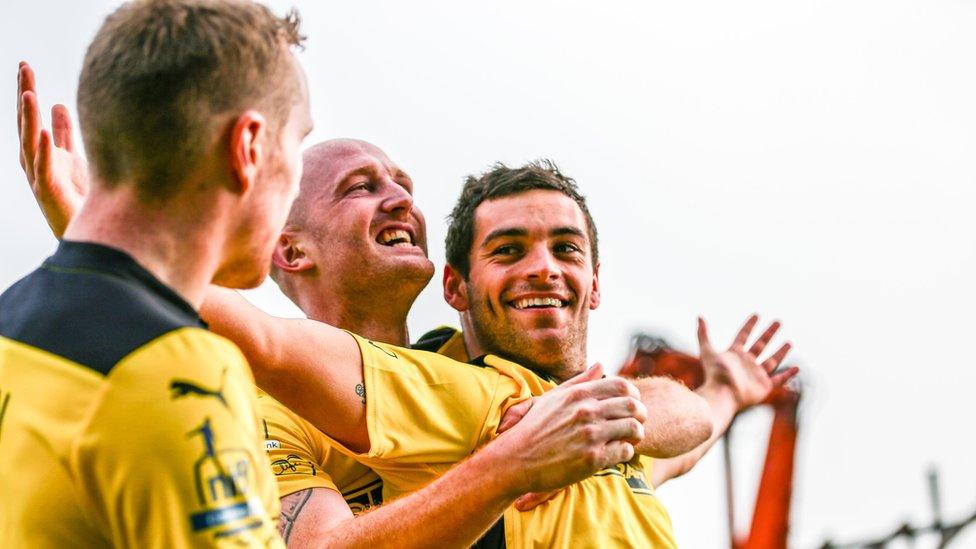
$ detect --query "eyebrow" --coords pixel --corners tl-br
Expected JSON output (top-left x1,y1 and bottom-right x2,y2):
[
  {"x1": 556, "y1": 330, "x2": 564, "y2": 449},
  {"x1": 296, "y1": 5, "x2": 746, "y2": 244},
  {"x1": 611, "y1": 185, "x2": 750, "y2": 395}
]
[
  {"x1": 334, "y1": 165, "x2": 380, "y2": 191},
  {"x1": 550, "y1": 226, "x2": 586, "y2": 239},
  {"x1": 480, "y1": 226, "x2": 586, "y2": 247},
  {"x1": 481, "y1": 227, "x2": 528, "y2": 246}
]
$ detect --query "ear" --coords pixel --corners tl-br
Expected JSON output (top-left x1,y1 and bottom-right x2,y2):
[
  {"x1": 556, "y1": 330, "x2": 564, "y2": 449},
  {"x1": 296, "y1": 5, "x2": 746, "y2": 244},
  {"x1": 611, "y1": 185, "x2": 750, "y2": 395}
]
[
  {"x1": 443, "y1": 264, "x2": 470, "y2": 312},
  {"x1": 227, "y1": 110, "x2": 268, "y2": 195},
  {"x1": 271, "y1": 232, "x2": 314, "y2": 273},
  {"x1": 588, "y1": 262, "x2": 601, "y2": 310}
]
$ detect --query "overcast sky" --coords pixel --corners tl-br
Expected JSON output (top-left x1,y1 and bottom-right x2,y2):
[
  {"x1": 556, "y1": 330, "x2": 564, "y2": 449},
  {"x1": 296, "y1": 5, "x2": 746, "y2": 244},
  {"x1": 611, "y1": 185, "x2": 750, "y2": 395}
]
[{"x1": 3, "y1": 1, "x2": 976, "y2": 546}]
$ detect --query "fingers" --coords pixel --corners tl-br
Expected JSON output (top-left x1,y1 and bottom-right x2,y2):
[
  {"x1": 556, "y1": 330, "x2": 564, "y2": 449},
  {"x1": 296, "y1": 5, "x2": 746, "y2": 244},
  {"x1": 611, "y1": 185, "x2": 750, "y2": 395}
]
[
  {"x1": 36, "y1": 130, "x2": 54, "y2": 193},
  {"x1": 51, "y1": 104, "x2": 75, "y2": 151},
  {"x1": 497, "y1": 398, "x2": 533, "y2": 434},
  {"x1": 19, "y1": 90, "x2": 42, "y2": 181},
  {"x1": 697, "y1": 316, "x2": 713, "y2": 356},
  {"x1": 600, "y1": 417, "x2": 645, "y2": 445},
  {"x1": 732, "y1": 314, "x2": 759, "y2": 349},
  {"x1": 760, "y1": 342, "x2": 792, "y2": 373},
  {"x1": 514, "y1": 490, "x2": 560, "y2": 512},
  {"x1": 747, "y1": 320, "x2": 780, "y2": 357},
  {"x1": 601, "y1": 440, "x2": 635, "y2": 466},
  {"x1": 17, "y1": 62, "x2": 36, "y2": 137},
  {"x1": 562, "y1": 363, "x2": 604, "y2": 388},
  {"x1": 592, "y1": 396, "x2": 648, "y2": 424},
  {"x1": 567, "y1": 376, "x2": 639, "y2": 402},
  {"x1": 770, "y1": 365, "x2": 799, "y2": 387}
]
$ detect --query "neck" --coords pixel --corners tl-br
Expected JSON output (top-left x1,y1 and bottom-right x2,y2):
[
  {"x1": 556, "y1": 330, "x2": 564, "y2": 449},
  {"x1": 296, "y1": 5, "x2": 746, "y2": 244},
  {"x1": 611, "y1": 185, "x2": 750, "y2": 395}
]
[
  {"x1": 291, "y1": 282, "x2": 415, "y2": 347},
  {"x1": 62, "y1": 185, "x2": 223, "y2": 309}
]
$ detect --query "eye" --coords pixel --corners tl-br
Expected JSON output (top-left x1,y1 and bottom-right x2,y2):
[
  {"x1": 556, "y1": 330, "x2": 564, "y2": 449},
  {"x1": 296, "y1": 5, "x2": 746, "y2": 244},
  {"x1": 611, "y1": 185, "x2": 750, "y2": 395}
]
[
  {"x1": 347, "y1": 179, "x2": 371, "y2": 194},
  {"x1": 554, "y1": 242, "x2": 582, "y2": 254},
  {"x1": 492, "y1": 244, "x2": 521, "y2": 256}
]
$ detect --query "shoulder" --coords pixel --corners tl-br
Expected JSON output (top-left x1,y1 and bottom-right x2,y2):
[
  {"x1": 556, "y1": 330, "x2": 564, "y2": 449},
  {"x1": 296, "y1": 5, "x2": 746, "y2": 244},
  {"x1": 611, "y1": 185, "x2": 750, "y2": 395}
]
[
  {"x1": 0, "y1": 261, "x2": 205, "y2": 376},
  {"x1": 351, "y1": 331, "x2": 496, "y2": 384}
]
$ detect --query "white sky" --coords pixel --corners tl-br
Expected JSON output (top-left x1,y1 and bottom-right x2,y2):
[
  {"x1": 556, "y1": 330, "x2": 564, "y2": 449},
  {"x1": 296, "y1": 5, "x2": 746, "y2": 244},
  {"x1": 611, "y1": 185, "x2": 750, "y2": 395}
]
[{"x1": 3, "y1": 1, "x2": 976, "y2": 546}]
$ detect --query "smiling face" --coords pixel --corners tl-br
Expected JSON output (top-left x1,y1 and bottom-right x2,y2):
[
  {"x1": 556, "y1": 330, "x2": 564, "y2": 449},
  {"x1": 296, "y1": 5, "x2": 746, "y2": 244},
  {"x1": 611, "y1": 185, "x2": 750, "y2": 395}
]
[
  {"x1": 447, "y1": 189, "x2": 600, "y2": 381},
  {"x1": 282, "y1": 139, "x2": 434, "y2": 302}
]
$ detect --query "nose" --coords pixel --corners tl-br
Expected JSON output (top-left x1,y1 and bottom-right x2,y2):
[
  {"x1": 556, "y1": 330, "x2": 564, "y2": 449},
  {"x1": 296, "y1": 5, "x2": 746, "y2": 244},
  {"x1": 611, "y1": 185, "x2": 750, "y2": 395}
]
[
  {"x1": 523, "y1": 244, "x2": 560, "y2": 282},
  {"x1": 380, "y1": 180, "x2": 414, "y2": 218}
]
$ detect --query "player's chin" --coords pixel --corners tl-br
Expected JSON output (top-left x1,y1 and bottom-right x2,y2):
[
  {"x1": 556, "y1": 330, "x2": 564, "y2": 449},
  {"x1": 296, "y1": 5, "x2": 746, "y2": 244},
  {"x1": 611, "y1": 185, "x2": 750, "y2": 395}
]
[
  {"x1": 376, "y1": 253, "x2": 435, "y2": 281},
  {"x1": 213, "y1": 259, "x2": 270, "y2": 290},
  {"x1": 510, "y1": 324, "x2": 570, "y2": 347}
]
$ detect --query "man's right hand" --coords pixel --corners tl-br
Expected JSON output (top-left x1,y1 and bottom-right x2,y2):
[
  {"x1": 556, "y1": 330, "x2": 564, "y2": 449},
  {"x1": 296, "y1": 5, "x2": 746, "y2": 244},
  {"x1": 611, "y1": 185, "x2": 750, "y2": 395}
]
[
  {"x1": 17, "y1": 62, "x2": 89, "y2": 238},
  {"x1": 492, "y1": 364, "x2": 646, "y2": 499}
]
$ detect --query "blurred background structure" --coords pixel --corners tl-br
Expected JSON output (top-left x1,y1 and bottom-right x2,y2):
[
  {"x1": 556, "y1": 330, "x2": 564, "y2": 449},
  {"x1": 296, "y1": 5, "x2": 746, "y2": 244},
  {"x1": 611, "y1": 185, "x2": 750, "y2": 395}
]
[{"x1": 2, "y1": 1, "x2": 975, "y2": 546}]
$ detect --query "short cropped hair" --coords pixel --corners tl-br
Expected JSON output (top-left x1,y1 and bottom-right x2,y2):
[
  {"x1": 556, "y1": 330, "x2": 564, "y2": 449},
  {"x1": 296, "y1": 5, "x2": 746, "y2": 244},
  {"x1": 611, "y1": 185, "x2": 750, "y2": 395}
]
[
  {"x1": 77, "y1": 0, "x2": 305, "y2": 200},
  {"x1": 445, "y1": 160, "x2": 599, "y2": 278}
]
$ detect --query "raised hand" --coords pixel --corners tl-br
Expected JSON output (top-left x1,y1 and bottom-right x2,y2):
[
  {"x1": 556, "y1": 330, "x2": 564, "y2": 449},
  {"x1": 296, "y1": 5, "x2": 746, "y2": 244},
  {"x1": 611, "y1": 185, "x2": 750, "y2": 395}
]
[
  {"x1": 697, "y1": 315, "x2": 798, "y2": 410},
  {"x1": 17, "y1": 62, "x2": 89, "y2": 238}
]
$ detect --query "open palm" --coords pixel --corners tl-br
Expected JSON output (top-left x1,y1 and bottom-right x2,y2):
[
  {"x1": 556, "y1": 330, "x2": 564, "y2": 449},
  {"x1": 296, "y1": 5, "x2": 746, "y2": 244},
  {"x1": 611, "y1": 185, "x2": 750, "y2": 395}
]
[
  {"x1": 697, "y1": 315, "x2": 798, "y2": 409},
  {"x1": 18, "y1": 62, "x2": 89, "y2": 238}
]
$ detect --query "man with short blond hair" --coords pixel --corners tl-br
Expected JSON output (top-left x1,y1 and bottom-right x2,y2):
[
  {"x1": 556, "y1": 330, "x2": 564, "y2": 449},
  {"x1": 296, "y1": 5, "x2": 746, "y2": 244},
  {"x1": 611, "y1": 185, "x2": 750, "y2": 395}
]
[{"x1": 3, "y1": 1, "x2": 311, "y2": 545}]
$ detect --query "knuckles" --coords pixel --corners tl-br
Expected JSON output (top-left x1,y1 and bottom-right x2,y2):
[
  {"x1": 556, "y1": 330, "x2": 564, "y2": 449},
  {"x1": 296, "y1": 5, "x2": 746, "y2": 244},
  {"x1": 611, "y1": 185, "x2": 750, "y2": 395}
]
[
  {"x1": 580, "y1": 423, "x2": 601, "y2": 444},
  {"x1": 572, "y1": 403, "x2": 598, "y2": 423}
]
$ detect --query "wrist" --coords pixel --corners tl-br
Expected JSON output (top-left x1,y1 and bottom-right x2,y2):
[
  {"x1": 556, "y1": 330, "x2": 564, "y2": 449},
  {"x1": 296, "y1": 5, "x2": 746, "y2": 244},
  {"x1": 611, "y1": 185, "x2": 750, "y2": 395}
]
[
  {"x1": 470, "y1": 434, "x2": 527, "y2": 500},
  {"x1": 696, "y1": 381, "x2": 740, "y2": 422}
]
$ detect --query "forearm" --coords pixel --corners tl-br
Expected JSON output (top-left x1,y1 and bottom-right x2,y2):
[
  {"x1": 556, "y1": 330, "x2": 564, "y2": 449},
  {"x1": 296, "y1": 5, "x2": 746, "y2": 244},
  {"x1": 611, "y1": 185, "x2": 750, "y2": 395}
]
[
  {"x1": 320, "y1": 444, "x2": 520, "y2": 548},
  {"x1": 629, "y1": 376, "x2": 713, "y2": 458},
  {"x1": 650, "y1": 381, "x2": 738, "y2": 486}
]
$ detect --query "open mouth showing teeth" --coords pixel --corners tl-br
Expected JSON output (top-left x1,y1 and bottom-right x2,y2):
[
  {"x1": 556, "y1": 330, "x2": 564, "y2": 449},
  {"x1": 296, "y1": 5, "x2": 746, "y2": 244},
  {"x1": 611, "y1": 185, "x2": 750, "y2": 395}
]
[
  {"x1": 511, "y1": 297, "x2": 567, "y2": 309},
  {"x1": 377, "y1": 228, "x2": 414, "y2": 248}
]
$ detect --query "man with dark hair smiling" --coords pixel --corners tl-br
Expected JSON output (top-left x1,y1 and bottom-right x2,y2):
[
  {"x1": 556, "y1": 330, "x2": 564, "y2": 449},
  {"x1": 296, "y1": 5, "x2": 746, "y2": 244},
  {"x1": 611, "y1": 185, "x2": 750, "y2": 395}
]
[{"x1": 439, "y1": 160, "x2": 798, "y2": 493}]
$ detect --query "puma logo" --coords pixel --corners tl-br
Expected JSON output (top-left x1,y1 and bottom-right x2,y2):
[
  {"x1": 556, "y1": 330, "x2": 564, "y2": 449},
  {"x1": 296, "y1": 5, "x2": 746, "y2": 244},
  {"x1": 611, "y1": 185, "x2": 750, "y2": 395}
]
[{"x1": 170, "y1": 367, "x2": 228, "y2": 408}]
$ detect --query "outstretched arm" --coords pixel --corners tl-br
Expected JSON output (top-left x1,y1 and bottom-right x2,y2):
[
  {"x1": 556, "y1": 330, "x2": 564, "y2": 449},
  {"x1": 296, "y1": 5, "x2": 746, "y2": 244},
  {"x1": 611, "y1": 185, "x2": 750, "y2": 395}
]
[
  {"x1": 651, "y1": 315, "x2": 798, "y2": 487},
  {"x1": 629, "y1": 375, "x2": 713, "y2": 458}
]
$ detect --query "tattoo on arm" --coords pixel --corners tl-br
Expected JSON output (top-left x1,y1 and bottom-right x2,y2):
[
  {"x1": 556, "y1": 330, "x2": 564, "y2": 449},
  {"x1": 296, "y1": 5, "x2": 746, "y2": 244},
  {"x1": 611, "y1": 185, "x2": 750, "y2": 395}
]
[
  {"x1": 355, "y1": 383, "x2": 366, "y2": 405},
  {"x1": 278, "y1": 489, "x2": 313, "y2": 544}
]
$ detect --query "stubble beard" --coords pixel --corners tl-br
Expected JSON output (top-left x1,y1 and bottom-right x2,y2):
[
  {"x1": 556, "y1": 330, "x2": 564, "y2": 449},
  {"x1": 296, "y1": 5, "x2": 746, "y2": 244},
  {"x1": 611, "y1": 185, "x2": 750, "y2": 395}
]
[{"x1": 468, "y1": 294, "x2": 589, "y2": 382}]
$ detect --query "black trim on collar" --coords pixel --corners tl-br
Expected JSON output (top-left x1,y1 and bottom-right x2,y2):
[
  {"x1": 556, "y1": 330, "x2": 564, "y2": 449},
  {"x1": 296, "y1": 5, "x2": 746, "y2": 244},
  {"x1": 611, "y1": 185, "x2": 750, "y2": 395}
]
[
  {"x1": 44, "y1": 240, "x2": 201, "y2": 323},
  {"x1": 0, "y1": 240, "x2": 206, "y2": 375},
  {"x1": 411, "y1": 326, "x2": 458, "y2": 352}
]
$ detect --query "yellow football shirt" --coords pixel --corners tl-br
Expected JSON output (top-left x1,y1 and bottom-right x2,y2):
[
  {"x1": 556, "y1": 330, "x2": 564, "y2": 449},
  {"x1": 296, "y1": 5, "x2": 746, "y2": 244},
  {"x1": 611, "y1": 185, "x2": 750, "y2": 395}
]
[
  {"x1": 331, "y1": 332, "x2": 678, "y2": 548},
  {"x1": 254, "y1": 326, "x2": 485, "y2": 514},
  {"x1": 413, "y1": 326, "x2": 672, "y2": 545},
  {"x1": 0, "y1": 241, "x2": 282, "y2": 548},
  {"x1": 259, "y1": 391, "x2": 383, "y2": 513}
]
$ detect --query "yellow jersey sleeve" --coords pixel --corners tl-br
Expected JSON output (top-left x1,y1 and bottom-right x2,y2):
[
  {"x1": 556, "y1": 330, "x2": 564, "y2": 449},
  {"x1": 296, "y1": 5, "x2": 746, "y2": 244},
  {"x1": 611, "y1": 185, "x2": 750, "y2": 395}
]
[
  {"x1": 351, "y1": 333, "x2": 532, "y2": 464},
  {"x1": 73, "y1": 329, "x2": 283, "y2": 548},
  {"x1": 259, "y1": 392, "x2": 340, "y2": 496}
]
